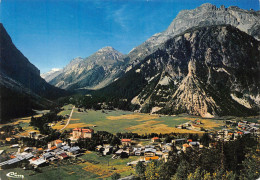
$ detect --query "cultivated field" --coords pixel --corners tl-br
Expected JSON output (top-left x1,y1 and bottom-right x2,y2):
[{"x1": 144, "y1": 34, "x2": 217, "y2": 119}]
[
  {"x1": 2, "y1": 104, "x2": 245, "y2": 136},
  {"x1": 52, "y1": 105, "x2": 226, "y2": 134}
]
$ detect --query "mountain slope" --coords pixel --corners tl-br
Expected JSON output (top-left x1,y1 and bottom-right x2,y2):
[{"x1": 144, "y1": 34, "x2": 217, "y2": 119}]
[
  {"x1": 48, "y1": 47, "x2": 124, "y2": 90},
  {"x1": 0, "y1": 72, "x2": 51, "y2": 122},
  {"x1": 0, "y1": 23, "x2": 68, "y2": 121},
  {"x1": 126, "y1": 3, "x2": 260, "y2": 68},
  {"x1": 0, "y1": 23, "x2": 67, "y2": 99},
  {"x1": 43, "y1": 4, "x2": 260, "y2": 91},
  {"x1": 97, "y1": 25, "x2": 260, "y2": 117}
]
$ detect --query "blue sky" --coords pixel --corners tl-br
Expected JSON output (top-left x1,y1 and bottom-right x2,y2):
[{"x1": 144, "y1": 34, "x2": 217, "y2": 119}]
[{"x1": 0, "y1": 0, "x2": 259, "y2": 73}]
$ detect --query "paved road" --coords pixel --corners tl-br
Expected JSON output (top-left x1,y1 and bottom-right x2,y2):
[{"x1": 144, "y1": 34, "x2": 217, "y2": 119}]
[{"x1": 60, "y1": 106, "x2": 75, "y2": 131}]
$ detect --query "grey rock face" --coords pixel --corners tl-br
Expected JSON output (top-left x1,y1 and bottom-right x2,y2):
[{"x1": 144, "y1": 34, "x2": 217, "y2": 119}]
[
  {"x1": 49, "y1": 47, "x2": 124, "y2": 90},
  {"x1": 124, "y1": 25, "x2": 260, "y2": 117},
  {"x1": 127, "y1": 3, "x2": 260, "y2": 68}
]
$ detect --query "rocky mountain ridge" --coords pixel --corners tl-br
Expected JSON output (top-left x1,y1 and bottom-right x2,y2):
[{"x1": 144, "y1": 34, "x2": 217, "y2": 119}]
[
  {"x1": 99, "y1": 25, "x2": 260, "y2": 117},
  {"x1": 126, "y1": 3, "x2": 260, "y2": 68},
  {"x1": 48, "y1": 46, "x2": 125, "y2": 90},
  {"x1": 43, "y1": 3, "x2": 260, "y2": 92}
]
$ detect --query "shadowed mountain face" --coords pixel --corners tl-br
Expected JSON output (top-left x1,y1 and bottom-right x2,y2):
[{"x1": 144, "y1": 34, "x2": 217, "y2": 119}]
[
  {"x1": 0, "y1": 72, "x2": 52, "y2": 121},
  {"x1": 0, "y1": 23, "x2": 67, "y2": 99},
  {"x1": 48, "y1": 46, "x2": 125, "y2": 90},
  {"x1": 98, "y1": 25, "x2": 260, "y2": 117},
  {"x1": 0, "y1": 24, "x2": 68, "y2": 100},
  {"x1": 0, "y1": 23, "x2": 68, "y2": 121}
]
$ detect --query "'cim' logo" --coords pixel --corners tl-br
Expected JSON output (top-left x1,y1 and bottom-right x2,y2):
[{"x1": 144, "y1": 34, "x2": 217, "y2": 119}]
[{"x1": 6, "y1": 172, "x2": 24, "y2": 179}]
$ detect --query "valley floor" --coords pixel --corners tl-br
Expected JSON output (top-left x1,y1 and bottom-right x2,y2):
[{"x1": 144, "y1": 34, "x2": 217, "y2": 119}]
[{"x1": 51, "y1": 104, "x2": 227, "y2": 134}]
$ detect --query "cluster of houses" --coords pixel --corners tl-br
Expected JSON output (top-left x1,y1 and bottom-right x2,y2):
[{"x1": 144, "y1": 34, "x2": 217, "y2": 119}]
[
  {"x1": 215, "y1": 120, "x2": 260, "y2": 141},
  {"x1": 0, "y1": 128, "x2": 95, "y2": 170},
  {"x1": 176, "y1": 119, "x2": 204, "y2": 131},
  {"x1": 0, "y1": 137, "x2": 80, "y2": 169},
  {"x1": 95, "y1": 137, "x2": 204, "y2": 165},
  {"x1": 0, "y1": 139, "x2": 81, "y2": 169},
  {"x1": 96, "y1": 138, "x2": 172, "y2": 164},
  {"x1": 1, "y1": 119, "x2": 259, "y2": 170}
]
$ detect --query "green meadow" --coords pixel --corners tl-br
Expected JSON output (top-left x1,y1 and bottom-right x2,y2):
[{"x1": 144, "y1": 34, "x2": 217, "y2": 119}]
[{"x1": 55, "y1": 107, "x2": 194, "y2": 134}]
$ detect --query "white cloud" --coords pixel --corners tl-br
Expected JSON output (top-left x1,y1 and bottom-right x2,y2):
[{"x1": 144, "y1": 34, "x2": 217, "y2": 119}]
[
  {"x1": 113, "y1": 5, "x2": 128, "y2": 31},
  {"x1": 106, "y1": 4, "x2": 130, "y2": 31}
]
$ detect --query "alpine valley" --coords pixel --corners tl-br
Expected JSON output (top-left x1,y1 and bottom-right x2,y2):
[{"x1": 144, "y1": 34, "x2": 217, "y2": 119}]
[{"x1": 1, "y1": 3, "x2": 260, "y2": 120}]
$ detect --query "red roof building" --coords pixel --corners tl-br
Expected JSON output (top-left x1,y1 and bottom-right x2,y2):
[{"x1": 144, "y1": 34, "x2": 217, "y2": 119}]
[
  {"x1": 50, "y1": 146, "x2": 57, "y2": 150},
  {"x1": 55, "y1": 140, "x2": 63, "y2": 144},
  {"x1": 72, "y1": 128, "x2": 94, "y2": 139},
  {"x1": 152, "y1": 137, "x2": 160, "y2": 142},
  {"x1": 145, "y1": 156, "x2": 159, "y2": 161},
  {"x1": 58, "y1": 153, "x2": 68, "y2": 159},
  {"x1": 121, "y1": 139, "x2": 131, "y2": 142},
  {"x1": 10, "y1": 155, "x2": 16, "y2": 159},
  {"x1": 121, "y1": 139, "x2": 132, "y2": 146}
]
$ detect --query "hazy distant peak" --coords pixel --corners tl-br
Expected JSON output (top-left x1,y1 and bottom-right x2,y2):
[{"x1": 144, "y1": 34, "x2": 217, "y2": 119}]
[
  {"x1": 41, "y1": 68, "x2": 61, "y2": 76},
  {"x1": 49, "y1": 46, "x2": 125, "y2": 90},
  {"x1": 41, "y1": 68, "x2": 62, "y2": 81},
  {"x1": 50, "y1": 68, "x2": 61, "y2": 72}
]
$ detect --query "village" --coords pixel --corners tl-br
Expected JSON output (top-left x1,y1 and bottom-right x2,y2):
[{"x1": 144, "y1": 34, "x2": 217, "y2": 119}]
[{"x1": 0, "y1": 117, "x2": 259, "y2": 177}]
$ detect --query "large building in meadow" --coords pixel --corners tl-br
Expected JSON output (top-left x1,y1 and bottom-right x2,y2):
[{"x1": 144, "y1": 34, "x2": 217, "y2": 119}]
[{"x1": 72, "y1": 128, "x2": 94, "y2": 139}]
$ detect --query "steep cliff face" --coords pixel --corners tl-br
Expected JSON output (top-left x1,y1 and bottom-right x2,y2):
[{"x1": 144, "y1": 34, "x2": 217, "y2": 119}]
[
  {"x1": 0, "y1": 23, "x2": 68, "y2": 121},
  {"x1": 48, "y1": 47, "x2": 124, "y2": 90},
  {"x1": 0, "y1": 23, "x2": 67, "y2": 99},
  {"x1": 126, "y1": 3, "x2": 260, "y2": 68},
  {"x1": 0, "y1": 72, "x2": 51, "y2": 122},
  {"x1": 102, "y1": 25, "x2": 260, "y2": 117},
  {"x1": 0, "y1": 24, "x2": 40, "y2": 84}
]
